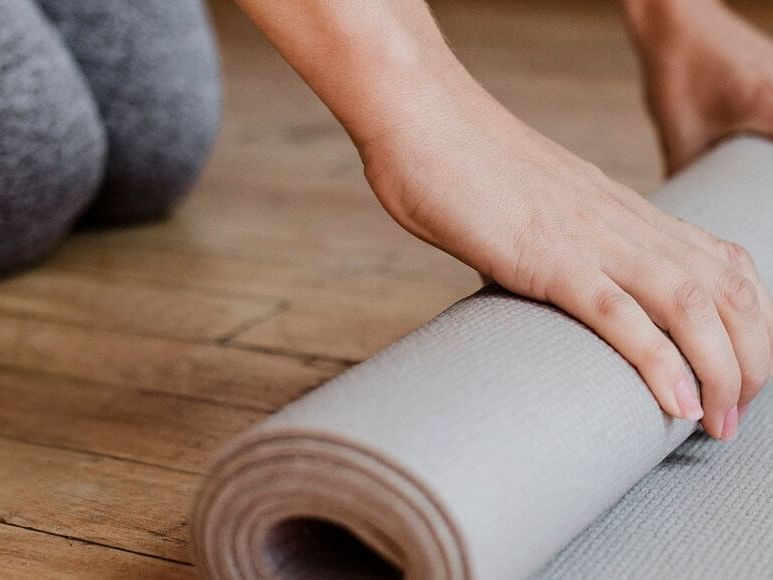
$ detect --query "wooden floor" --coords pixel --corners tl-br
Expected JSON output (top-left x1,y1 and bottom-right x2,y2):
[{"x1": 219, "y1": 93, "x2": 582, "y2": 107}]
[{"x1": 1, "y1": 1, "x2": 771, "y2": 577}]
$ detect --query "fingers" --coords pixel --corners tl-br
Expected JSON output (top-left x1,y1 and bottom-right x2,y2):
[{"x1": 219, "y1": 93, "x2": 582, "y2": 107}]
[
  {"x1": 544, "y1": 268, "x2": 702, "y2": 421},
  {"x1": 541, "y1": 238, "x2": 767, "y2": 442},
  {"x1": 658, "y1": 229, "x2": 773, "y2": 405},
  {"x1": 712, "y1": 242, "x2": 773, "y2": 393},
  {"x1": 654, "y1": 215, "x2": 773, "y2": 343},
  {"x1": 713, "y1": 269, "x2": 772, "y2": 408},
  {"x1": 610, "y1": 206, "x2": 772, "y2": 424},
  {"x1": 610, "y1": 251, "x2": 743, "y2": 440}
]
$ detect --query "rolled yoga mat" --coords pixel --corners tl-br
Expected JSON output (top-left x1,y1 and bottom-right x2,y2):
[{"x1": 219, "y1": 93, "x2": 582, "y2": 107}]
[{"x1": 192, "y1": 136, "x2": 773, "y2": 580}]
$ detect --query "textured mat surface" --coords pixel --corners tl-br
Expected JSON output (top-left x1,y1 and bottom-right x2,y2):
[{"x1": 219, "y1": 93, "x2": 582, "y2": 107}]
[
  {"x1": 535, "y1": 386, "x2": 773, "y2": 579},
  {"x1": 192, "y1": 137, "x2": 773, "y2": 580}
]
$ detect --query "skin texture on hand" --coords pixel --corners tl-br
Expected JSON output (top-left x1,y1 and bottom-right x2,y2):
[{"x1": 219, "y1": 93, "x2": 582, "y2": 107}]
[
  {"x1": 361, "y1": 86, "x2": 773, "y2": 441},
  {"x1": 624, "y1": 0, "x2": 773, "y2": 175},
  {"x1": 234, "y1": 0, "x2": 773, "y2": 440}
]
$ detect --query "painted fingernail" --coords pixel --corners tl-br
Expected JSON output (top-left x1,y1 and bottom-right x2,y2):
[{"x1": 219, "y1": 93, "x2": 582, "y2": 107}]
[
  {"x1": 674, "y1": 378, "x2": 703, "y2": 421},
  {"x1": 721, "y1": 406, "x2": 738, "y2": 442}
]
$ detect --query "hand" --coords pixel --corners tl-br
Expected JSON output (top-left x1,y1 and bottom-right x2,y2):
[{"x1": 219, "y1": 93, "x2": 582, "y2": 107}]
[
  {"x1": 359, "y1": 80, "x2": 773, "y2": 440},
  {"x1": 625, "y1": 0, "x2": 773, "y2": 174},
  {"x1": 232, "y1": 0, "x2": 772, "y2": 439}
]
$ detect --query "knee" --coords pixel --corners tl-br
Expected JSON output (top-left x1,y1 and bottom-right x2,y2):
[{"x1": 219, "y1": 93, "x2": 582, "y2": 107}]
[
  {"x1": 87, "y1": 29, "x2": 221, "y2": 224},
  {"x1": 0, "y1": 0, "x2": 106, "y2": 273},
  {"x1": 39, "y1": 0, "x2": 221, "y2": 224},
  {"x1": 92, "y1": 56, "x2": 221, "y2": 224}
]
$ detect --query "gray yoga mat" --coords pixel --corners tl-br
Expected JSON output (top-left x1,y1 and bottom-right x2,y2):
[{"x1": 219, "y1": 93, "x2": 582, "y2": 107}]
[{"x1": 192, "y1": 137, "x2": 773, "y2": 580}]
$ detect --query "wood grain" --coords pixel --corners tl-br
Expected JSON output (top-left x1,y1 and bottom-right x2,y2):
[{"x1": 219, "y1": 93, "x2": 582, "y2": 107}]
[
  {"x1": 0, "y1": 526, "x2": 194, "y2": 580},
  {"x1": 0, "y1": 439, "x2": 193, "y2": 561},
  {"x1": 0, "y1": 367, "x2": 262, "y2": 473},
  {"x1": 0, "y1": 315, "x2": 340, "y2": 410},
  {"x1": 0, "y1": 269, "x2": 280, "y2": 341},
  {"x1": 4, "y1": 0, "x2": 770, "y2": 576}
]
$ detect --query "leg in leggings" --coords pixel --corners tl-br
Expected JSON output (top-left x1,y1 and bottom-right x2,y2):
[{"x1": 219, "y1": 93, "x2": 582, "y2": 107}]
[
  {"x1": 36, "y1": 0, "x2": 222, "y2": 224},
  {"x1": 0, "y1": 0, "x2": 106, "y2": 274}
]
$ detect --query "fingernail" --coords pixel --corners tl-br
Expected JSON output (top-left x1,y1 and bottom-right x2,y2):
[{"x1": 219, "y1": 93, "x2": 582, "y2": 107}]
[
  {"x1": 738, "y1": 404, "x2": 750, "y2": 421},
  {"x1": 674, "y1": 378, "x2": 703, "y2": 421},
  {"x1": 721, "y1": 406, "x2": 738, "y2": 441}
]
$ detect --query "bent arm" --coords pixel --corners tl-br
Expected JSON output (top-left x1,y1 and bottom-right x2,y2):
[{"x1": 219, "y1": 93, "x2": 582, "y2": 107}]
[{"x1": 231, "y1": 0, "x2": 773, "y2": 440}]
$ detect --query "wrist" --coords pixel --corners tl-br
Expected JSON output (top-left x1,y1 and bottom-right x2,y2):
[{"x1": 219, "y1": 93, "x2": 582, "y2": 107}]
[
  {"x1": 234, "y1": 0, "x2": 480, "y2": 150},
  {"x1": 338, "y1": 38, "x2": 483, "y2": 151}
]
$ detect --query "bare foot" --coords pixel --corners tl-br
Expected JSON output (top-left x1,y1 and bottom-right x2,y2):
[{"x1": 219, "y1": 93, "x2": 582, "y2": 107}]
[{"x1": 624, "y1": 0, "x2": 773, "y2": 174}]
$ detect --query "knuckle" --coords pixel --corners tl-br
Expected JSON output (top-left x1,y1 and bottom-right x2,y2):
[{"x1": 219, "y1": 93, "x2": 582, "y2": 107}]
[
  {"x1": 581, "y1": 159, "x2": 609, "y2": 185},
  {"x1": 742, "y1": 355, "x2": 772, "y2": 391},
  {"x1": 642, "y1": 336, "x2": 676, "y2": 367},
  {"x1": 718, "y1": 270, "x2": 760, "y2": 315},
  {"x1": 591, "y1": 288, "x2": 631, "y2": 319},
  {"x1": 723, "y1": 366, "x2": 744, "y2": 396},
  {"x1": 743, "y1": 369, "x2": 770, "y2": 394},
  {"x1": 672, "y1": 280, "x2": 712, "y2": 322},
  {"x1": 720, "y1": 240, "x2": 754, "y2": 270}
]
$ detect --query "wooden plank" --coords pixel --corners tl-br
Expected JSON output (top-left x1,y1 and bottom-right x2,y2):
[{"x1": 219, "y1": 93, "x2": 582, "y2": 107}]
[
  {"x1": 0, "y1": 315, "x2": 342, "y2": 411},
  {"x1": 229, "y1": 287, "x2": 470, "y2": 361},
  {"x1": 2, "y1": 1, "x2": 769, "y2": 577},
  {"x1": 0, "y1": 525, "x2": 195, "y2": 580},
  {"x1": 0, "y1": 439, "x2": 194, "y2": 561},
  {"x1": 47, "y1": 244, "x2": 478, "y2": 361},
  {"x1": 53, "y1": 212, "x2": 473, "y2": 286},
  {"x1": 0, "y1": 367, "x2": 263, "y2": 473},
  {"x1": 0, "y1": 269, "x2": 280, "y2": 342}
]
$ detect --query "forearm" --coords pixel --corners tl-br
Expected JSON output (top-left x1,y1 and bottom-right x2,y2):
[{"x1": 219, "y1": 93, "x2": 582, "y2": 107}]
[{"x1": 233, "y1": 0, "x2": 481, "y2": 147}]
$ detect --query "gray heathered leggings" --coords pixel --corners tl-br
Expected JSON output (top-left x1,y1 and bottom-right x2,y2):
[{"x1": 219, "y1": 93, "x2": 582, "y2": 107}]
[{"x1": 0, "y1": 0, "x2": 221, "y2": 273}]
